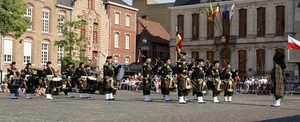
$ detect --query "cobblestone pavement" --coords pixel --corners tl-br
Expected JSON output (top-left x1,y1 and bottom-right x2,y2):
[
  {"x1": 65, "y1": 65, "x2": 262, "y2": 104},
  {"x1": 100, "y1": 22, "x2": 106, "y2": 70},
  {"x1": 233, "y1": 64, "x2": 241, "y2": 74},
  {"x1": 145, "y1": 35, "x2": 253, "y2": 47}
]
[{"x1": 0, "y1": 91, "x2": 299, "y2": 122}]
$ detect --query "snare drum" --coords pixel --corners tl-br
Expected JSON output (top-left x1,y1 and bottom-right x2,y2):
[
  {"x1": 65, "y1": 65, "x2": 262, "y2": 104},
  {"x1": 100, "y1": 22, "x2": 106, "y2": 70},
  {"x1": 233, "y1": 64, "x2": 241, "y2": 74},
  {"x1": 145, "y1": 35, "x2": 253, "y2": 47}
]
[
  {"x1": 46, "y1": 75, "x2": 53, "y2": 81},
  {"x1": 52, "y1": 77, "x2": 62, "y2": 87},
  {"x1": 80, "y1": 76, "x2": 88, "y2": 88}
]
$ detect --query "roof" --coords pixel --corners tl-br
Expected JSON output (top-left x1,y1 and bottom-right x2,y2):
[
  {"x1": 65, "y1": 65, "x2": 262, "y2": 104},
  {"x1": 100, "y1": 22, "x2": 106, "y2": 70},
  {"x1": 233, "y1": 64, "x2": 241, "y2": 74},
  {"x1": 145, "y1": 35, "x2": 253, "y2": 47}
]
[
  {"x1": 56, "y1": 0, "x2": 73, "y2": 7},
  {"x1": 137, "y1": 18, "x2": 170, "y2": 44},
  {"x1": 173, "y1": 0, "x2": 200, "y2": 6},
  {"x1": 105, "y1": 0, "x2": 129, "y2": 6}
]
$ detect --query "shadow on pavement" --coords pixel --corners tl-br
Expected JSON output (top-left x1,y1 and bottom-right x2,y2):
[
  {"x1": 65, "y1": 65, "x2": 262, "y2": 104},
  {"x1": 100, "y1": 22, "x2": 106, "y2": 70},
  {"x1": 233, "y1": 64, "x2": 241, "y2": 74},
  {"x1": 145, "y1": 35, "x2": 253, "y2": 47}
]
[{"x1": 254, "y1": 115, "x2": 300, "y2": 122}]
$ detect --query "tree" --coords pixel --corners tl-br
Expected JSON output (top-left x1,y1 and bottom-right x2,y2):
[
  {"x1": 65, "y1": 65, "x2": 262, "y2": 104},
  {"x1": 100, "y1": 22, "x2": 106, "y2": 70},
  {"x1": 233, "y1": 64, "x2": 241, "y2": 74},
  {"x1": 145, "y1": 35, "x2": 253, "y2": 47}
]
[
  {"x1": 0, "y1": 0, "x2": 31, "y2": 38},
  {"x1": 54, "y1": 16, "x2": 90, "y2": 65}
]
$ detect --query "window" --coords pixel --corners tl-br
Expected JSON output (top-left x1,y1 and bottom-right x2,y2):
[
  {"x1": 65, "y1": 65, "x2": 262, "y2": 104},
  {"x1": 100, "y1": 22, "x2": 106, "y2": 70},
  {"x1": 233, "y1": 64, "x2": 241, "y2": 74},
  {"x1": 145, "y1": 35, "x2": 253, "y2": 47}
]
[
  {"x1": 125, "y1": 35, "x2": 130, "y2": 49},
  {"x1": 58, "y1": 14, "x2": 65, "y2": 35},
  {"x1": 25, "y1": 7, "x2": 33, "y2": 30},
  {"x1": 57, "y1": 47, "x2": 64, "y2": 65},
  {"x1": 192, "y1": 13, "x2": 199, "y2": 40},
  {"x1": 239, "y1": 9, "x2": 247, "y2": 38},
  {"x1": 125, "y1": 57, "x2": 129, "y2": 65},
  {"x1": 114, "y1": 32, "x2": 119, "y2": 48},
  {"x1": 3, "y1": 39, "x2": 13, "y2": 63},
  {"x1": 114, "y1": 56, "x2": 119, "y2": 63},
  {"x1": 257, "y1": 7, "x2": 266, "y2": 37},
  {"x1": 42, "y1": 10, "x2": 50, "y2": 33},
  {"x1": 192, "y1": 51, "x2": 199, "y2": 60},
  {"x1": 115, "y1": 13, "x2": 120, "y2": 24},
  {"x1": 238, "y1": 50, "x2": 247, "y2": 75},
  {"x1": 207, "y1": 19, "x2": 214, "y2": 39},
  {"x1": 93, "y1": 23, "x2": 98, "y2": 42},
  {"x1": 88, "y1": 0, "x2": 93, "y2": 10},
  {"x1": 207, "y1": 51, "x2": 214, "y2": 64},
  {"x1": 80, "y1": 28, "x2": 86, "y2": 36},
  {"x1": 256, "y1": 49, "x2": 265, "y2": 75},
  {"x1": 92, "y1": 51, "x2": 98, "y2": 65},
  {"x1": 152, "y1": 45, "x2": 156, "y2": 58},
  {"x1": 23, "y1": 41, "x2": 31, "y2": 64},
  {"x1": 276, "y1": 6, "x2": 285, "y2": 36},
  {"x1": 41, "y1": 43, "x2": 48, "y2": 65},
  {"x1": 177, "y1": 15, "x2": 184, "y2": 39},
  {"x1": 126, "y1": 15, "x2": 130, "y2": 26},
  {"x1": 223, "y1": 11, "x2": 230, "y2": 36},
  {"x1": 159, "y1": 52, "x2": 164, "y2": 60}
]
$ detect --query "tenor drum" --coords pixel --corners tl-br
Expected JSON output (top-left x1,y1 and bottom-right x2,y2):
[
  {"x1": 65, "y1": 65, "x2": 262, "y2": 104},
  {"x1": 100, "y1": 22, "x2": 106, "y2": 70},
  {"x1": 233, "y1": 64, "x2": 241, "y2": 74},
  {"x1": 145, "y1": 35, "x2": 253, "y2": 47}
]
[
  {"x1": 87, "y1": 76, "x2": 97, "y2": 86},
  {"x1": 52, "y1": 77, "x2": 62, "y2": 87}
]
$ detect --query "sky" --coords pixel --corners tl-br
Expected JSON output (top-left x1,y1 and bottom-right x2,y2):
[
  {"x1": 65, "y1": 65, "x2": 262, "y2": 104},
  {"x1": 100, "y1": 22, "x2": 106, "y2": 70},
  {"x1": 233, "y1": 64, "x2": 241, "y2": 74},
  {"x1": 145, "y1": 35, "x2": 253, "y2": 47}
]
[{"x1": 123, "y1": 0, "x2": 175, "y2": 5}]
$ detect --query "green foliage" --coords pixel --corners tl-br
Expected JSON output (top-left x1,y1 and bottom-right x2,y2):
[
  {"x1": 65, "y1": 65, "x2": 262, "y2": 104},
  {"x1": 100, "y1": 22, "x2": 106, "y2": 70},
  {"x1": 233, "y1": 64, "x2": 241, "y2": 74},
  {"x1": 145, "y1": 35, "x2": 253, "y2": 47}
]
[
  {"x1": 0, "y1": 0, "x2": 32, "y2": 38},
  {"x1": 55, "y1": 16, "x2": 90, "y2": 65}
]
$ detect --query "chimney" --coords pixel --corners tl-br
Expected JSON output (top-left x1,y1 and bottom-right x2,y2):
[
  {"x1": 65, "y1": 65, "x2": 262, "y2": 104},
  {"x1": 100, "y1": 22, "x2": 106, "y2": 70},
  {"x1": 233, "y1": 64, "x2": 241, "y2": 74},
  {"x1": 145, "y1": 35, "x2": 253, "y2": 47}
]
[{"x1": 142, "y1": 15, "x2": 148, "y2": 20}]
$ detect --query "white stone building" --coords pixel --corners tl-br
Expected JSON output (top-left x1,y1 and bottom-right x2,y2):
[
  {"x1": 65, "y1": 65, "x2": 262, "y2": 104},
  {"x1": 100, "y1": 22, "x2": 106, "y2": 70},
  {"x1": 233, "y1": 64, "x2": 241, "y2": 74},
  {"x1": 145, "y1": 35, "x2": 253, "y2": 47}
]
[{"x1": 169, "y1": 0, "x2": 297, "y2": 76}]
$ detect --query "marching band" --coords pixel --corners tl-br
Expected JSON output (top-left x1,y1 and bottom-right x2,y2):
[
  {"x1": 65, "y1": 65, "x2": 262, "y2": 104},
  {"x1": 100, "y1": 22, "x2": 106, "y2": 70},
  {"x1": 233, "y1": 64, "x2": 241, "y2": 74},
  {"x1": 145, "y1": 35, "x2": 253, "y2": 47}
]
[{"x1": 3, "y1": 53, "x2": 241, "y2": 105}]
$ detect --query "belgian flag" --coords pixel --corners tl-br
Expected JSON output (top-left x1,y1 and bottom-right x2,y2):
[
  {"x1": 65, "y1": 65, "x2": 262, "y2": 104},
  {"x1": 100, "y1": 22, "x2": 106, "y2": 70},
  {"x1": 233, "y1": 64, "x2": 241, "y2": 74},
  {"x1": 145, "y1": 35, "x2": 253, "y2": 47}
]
[{"x1": 176, "y1": 33, "x2": 182, "y2": 54}]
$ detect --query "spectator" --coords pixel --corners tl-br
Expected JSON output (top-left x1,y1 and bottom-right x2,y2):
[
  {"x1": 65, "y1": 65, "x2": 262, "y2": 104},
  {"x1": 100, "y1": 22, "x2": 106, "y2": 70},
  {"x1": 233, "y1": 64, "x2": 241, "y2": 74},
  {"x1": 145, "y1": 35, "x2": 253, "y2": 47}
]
[
  {"x1": 35, "y1": 85, "x2": 45, "y2": 96},
  {"x1": 0, "y1": 81, "x2": 9, "y2": 93},
  {"x1": 293, "y1": 76, "x2": 299, "y2": 84},
  {"x1": 244, "y1": 77, "x2": 250, "y2": 94}
]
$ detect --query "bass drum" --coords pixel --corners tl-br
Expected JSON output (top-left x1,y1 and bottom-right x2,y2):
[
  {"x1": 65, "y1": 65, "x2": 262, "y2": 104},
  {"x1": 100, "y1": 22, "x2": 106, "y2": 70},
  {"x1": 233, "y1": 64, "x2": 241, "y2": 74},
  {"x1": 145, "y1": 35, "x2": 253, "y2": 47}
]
[{"x1": 117, "y1": 65, "x2": 125, "y2": 81}]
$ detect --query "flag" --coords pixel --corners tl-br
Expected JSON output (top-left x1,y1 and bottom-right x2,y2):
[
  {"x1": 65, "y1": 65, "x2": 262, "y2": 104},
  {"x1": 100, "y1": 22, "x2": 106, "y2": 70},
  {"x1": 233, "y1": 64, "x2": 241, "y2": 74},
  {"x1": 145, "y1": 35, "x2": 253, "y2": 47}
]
[
  {"x1": 176, "y1": 33, "x2": 183, "y2": 53},
  {"x1": 229, "y1": 3, "x2": 235, "y2": 21},
  {"x1": 206, "y1": 3, "x2": 214, "y2": 21},
  {"x1": 214, "y1": 2, "x2": 220, "y2": 17},
  {"x1": 288, "y1": 35, "x2": 300, "y2": 50},
  {"x1": 223, "y1": 3, "x2": 229, "y2": 20}
]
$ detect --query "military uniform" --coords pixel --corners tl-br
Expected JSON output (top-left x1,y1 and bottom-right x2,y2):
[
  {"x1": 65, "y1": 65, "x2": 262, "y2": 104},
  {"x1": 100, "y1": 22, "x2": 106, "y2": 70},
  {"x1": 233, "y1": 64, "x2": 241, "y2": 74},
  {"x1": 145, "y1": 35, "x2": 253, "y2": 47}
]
[
  {"x1": 192, "y1": 59, "x2": 208, "y2": 103},
  {"x1": 103, "y1": 56, "x2": 117, "y2": 100},
  {"x1": 65, "y1": 63, "x2": 75, "y2": 98},
  {"x1": 76, "y1": 63, "x2": 90, "y2": 99},
  {"x1": 175, "y1": 52, "x2": 192, "y2": 104},
  {"x1": 221, "y1": 63, "x2": 235, "y2": 102},
  {"x1": 23, "y1": 63, "x2": 34, "y2": 99},
  {"x1": 142, "y1": 60, "x2": 153, "y2": 102},
  {"x1": 43, "y1": 61, "x2": 55, "y2": 100},
  {"x1": 211, "y1": 60, "x2": 221, "y2": 103},
  {"x1": 7, "y1": 62, "x2": 20, "y2": 99},
  {"x1": 160, "y1": 63, "x2": 174, "y2": 101}
]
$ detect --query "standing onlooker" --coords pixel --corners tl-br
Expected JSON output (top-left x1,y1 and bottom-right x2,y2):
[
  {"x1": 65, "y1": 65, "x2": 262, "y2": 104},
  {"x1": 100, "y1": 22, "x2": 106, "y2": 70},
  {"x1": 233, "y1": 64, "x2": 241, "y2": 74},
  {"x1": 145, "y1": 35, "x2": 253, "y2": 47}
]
[
  {"x1": 271, "y1": 52, "x2": 286, "y2": 107},
  {"x1": 293, "y1": 76, "x2": 299, "y2": 84},
  {"x1": 244, "y1": 77, "x2": 250, "y2": 94},
  {"x1": 234, "y1": 73, "x2": 240, "y2": 93}
]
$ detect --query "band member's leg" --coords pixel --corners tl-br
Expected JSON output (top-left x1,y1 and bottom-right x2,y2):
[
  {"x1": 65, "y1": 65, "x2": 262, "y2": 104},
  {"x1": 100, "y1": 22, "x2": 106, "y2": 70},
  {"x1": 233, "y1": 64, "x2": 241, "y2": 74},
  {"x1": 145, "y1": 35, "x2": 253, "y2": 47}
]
[
  {"x1": 10, "y1": 90, "x2": 17, "y2": 99},
  {"x1": 193, "y1": 90, "x2": 198, "y2": 100},
  {"x1": 143, "y1": 79, "x2": 152, "y2": 102},
  {"x1": 228, "y1": 91, "x2": 233, "y2": 102},
  {"x1": 25, "y1": 90, "x2": 32, "y2": 99},
  {"x1": 46, "y1": 88, "x2": 53, "y2": 100},
  {"x1": 161, "y1": 82, "x2": 165, "y2": 100},
  {"x1": 184, "y1": 89, "x2": 190, "y2": 102},
  {"x1": 224, "y1": 83, "x2": 229, "y2": 102},
  {"x1": 197, "y1": 92, "x2": 205, "y2": 103},
  {"x1": 212, "y1": 85, "x2": 220, "y2": 103},
  {"x1": 178, "y1": 80, "x2": 186, "y2": 104}
]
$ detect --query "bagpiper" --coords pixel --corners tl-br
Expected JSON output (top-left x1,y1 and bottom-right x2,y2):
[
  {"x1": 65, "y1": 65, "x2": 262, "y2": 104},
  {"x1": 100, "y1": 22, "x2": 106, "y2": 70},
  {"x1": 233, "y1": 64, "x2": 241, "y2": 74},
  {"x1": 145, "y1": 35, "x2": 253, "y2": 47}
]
[
  {"x1": 175, "y1": 52, "x2": 192, "y2": 104},
  {"x1": 193, "y1": 59, "x2": 208, "y2": 103},
  {"x1": 211, "y1": 60, "x2": 221, "y2": 103},
  {"x1": 142, "y1": 56, "x2": 153, "y2": 102},
  {"x1": 65, "y1": 62, "x2": 75, "y2": 98},
  {"x1": 221, "y1": 62, "x2": 235, "y2": 102},
  {"x1": 44, "y1": 61, "x2": 55, "y2": 100},
  {"x1": 7, "y1": 61, "x2": 20, "y2": 99},
  {"x1": 23, "y1": 63, "x2": 34, "y2": 99},
  {"x1": 160, "y1": 58, "x2": 175, "y2": 101},
  {"x1": 103, "y1": 56, "x2": 116, "y2": 100}
]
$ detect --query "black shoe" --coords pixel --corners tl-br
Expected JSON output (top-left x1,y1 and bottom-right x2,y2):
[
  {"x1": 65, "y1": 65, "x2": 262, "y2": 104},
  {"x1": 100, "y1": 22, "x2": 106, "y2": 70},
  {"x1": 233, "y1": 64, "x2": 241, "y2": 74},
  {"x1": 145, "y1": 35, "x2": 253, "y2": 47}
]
[{"x1": 68, "y1": 96, "x2": 75, "y2": 98}]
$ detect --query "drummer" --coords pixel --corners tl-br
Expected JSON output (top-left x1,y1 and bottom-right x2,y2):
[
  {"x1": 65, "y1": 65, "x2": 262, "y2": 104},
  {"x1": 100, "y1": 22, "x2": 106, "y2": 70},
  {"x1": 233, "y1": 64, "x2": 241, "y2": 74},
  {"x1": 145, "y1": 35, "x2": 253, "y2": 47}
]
[
  {"x1": 7, "y1": 61, "x2": 19, "y2": 99},
  {"x1": 77, "y1": 62, "x2": 90, "y2": 99},
  {"x1": 44, "y1": 61, "x2": 55, "y2": 100},
  {"x1": 65, "y1": 62, "x2": 75, "y2": 98}
]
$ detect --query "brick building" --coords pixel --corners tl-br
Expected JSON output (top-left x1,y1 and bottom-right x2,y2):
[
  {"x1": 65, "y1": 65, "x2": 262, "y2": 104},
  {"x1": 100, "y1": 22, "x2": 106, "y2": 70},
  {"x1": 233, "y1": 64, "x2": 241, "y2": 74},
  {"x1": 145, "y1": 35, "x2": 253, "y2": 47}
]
[
  {"x1": 0, "y1": 0, "x2": 72, "y2": 78},
  {"x1": 71, "y1": 0, "x2": 109, "y2": 69},
  {"x1": 132, "y1": 0, "x2": 173, "y2": 33},
  {"x1": 104, "y1": 0, "x2": 138, "y2": 65},
  {"x1": 136, "y1": 17, "x2": 170, "y2": 63}
]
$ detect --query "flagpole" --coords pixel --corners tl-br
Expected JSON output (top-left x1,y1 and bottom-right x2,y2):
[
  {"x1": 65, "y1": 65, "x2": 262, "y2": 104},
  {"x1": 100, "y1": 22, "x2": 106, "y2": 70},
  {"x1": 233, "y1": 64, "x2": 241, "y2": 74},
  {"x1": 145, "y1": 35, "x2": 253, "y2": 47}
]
[{"x1": 288, "y1": 49, "x2": 290, "y2": 60}]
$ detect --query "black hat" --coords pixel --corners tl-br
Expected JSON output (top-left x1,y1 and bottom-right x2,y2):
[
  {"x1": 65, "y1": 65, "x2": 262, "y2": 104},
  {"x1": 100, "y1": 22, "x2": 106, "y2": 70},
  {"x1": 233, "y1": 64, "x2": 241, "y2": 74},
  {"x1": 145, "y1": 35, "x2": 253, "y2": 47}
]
[
  {"x1": 79, "y1": 62, "x2": 84, "y2": 66},
  {"x1": 226, "y1": 62, "x2": 230, "y2": 65},
  {"x1": 197, "y1": 59, "x2": 204, "y2": 62},
  {"x1": 46, "y1": 61, "x2": 51, "y2": 65},
  {"x1": 68, "y1": 62, "x2": 73, "y2": 65},
  {"x1": 107, "y1": 56, "x2": 112, "y2": 59},
  {"x1": 146, "y1": 56, "x2": 151, "y2": 59},
  {"x1": 85, "y1": 65, "x2": 90, "y2": 68},
  {"x1": 11, "y1": 62, "x2": 16, "y2": 65},
  {"x1": 181, "y1": 52, "x2": 186, "y2": 55},
  {"x1": 26, "y1": 63, "x2": 31, "y2": 66},
  {"x1": 213, "y1": 60, "x2": 219, "y2": 65}
]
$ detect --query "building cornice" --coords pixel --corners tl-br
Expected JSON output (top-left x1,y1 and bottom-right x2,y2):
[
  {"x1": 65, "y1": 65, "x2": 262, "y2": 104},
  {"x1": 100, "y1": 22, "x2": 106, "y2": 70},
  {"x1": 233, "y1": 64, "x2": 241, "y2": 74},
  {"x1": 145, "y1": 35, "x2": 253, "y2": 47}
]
[
  {"x1": 168, "y1": 0, "x2": 266, "y2": 10},
  {"x1": 104, "y1": 1, "x2": 139, "y2": 11},
  {"x1": 56, "y1": 4, "x2": 73, "y2": 10}
]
